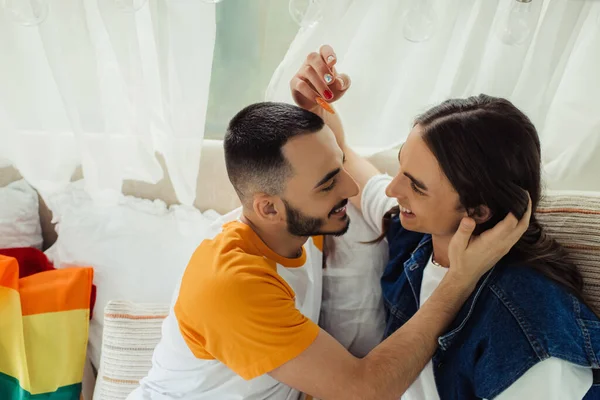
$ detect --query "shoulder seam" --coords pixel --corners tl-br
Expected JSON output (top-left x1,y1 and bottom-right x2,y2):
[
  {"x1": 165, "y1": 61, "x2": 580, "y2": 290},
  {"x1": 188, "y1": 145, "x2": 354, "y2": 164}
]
[{"x1": 489, "y1": 284, "x2": 547, "y2": 360}]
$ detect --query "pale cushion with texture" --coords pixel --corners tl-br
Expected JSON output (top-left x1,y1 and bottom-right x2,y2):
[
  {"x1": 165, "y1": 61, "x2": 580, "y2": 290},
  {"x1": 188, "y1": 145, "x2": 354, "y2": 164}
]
[
  {"x1": 93, "y1": 301, "x2": 170, "y2": 400},
  {"x1": 537, "y1": 190, "x2": 600, "y2": 313}
]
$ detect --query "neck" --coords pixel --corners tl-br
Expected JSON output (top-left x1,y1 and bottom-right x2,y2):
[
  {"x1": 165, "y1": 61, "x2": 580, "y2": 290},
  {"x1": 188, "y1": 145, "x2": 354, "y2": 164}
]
[
  {"x1": 240, "y1": 211, "x2": 307, "y2": 259},
  {"x1": 431, "y1": 234, "x2": 452, "y2": 268}
]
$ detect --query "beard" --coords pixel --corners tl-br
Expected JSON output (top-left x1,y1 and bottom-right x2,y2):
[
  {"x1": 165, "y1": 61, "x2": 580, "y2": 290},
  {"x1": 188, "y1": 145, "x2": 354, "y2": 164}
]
[{"x1": 283, "y1": 198, "x2": 350, "y2": 237}]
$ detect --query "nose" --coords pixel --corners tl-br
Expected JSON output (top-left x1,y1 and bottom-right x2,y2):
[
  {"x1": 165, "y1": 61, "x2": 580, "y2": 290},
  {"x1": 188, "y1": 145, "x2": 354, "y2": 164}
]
[
  {"x1": 386, "y1": 173, "x2": 404, "y2": 199},
  {"x1": 342, "y1": 169, "x2": 360, "y2": 198}
]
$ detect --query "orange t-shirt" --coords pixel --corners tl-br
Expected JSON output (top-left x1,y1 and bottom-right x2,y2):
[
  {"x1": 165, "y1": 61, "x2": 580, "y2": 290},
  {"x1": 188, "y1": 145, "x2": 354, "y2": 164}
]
[{"x1": 175, "y1": 221, "x2": 321, "y2": 380}]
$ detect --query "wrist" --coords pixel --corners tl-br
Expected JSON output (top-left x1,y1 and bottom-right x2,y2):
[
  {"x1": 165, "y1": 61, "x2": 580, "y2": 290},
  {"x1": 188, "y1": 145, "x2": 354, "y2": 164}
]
[
  {"x1": 312, "y1": 105, "x2": 347, "y2": 150},
  {"x1": 442, "y1": 270, "x2": 478, "y2": 295}
]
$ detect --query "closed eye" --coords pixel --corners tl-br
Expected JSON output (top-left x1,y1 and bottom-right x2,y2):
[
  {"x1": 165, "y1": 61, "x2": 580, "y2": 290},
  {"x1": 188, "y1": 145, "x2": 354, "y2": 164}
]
[
  {"x1": 410, "y1": 181, "x2": 425, "y2": 196},
  {"x1": 322, "y1": 179, "x2": 337, "y2": 192}
]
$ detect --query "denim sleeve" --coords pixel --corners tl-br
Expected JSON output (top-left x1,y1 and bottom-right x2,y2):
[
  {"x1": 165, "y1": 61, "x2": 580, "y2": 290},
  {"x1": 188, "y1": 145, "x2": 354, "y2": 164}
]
[{"x1": 470, "y1": 290, "x2": 540, "y2": 399}]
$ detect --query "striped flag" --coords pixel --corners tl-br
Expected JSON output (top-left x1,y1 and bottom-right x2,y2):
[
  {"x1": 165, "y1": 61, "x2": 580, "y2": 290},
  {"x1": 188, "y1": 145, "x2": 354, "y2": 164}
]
[{"x1": 0, "y1": 254, "x2": 93, "y2": 399}]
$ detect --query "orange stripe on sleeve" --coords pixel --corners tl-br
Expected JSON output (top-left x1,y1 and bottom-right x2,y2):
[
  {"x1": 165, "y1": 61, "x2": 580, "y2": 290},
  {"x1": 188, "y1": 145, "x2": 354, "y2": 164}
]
[
  {"x1": 19, "y1": 267, "x2": 94, "y2": 316},
  {"x1": 311, "y1": 236, "x2": 324, "y2": 252}
]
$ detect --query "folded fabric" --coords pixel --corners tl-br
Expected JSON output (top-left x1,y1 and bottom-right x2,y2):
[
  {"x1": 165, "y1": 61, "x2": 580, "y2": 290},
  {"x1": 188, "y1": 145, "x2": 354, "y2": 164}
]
[
  {"x1": 0, "y1": 254, "x2": 93, "y2": 399},
  {"x1": 0, "y1": 179, "x2": 43, "y2": 250},
  {"x1": 0, "y1": 247, "x2": 97, "y2": 319}
]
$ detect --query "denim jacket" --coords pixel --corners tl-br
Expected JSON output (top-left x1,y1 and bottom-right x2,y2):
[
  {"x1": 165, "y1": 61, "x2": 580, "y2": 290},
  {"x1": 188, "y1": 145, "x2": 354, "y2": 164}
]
[{"x1": 382, "y1": 216, "x2": 600, "y2": 399}]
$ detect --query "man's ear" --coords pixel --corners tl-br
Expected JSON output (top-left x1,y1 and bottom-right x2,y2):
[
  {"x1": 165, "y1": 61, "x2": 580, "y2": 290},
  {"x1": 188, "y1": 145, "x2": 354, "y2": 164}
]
[
  {"x1": 468, "y1": 205, "x2": 493, "y2": 224},
  {"x1": 253, "y1": 194, "x2": 282, "y2": 223}
]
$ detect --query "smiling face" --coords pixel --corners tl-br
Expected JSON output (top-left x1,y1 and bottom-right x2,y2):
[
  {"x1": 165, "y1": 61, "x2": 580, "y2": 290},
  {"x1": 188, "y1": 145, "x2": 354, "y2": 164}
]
[
  {"x1": 385, "y1": 124, "x2": 467, "y2": 237},
  {"x1": 279, "y1": 125, "x2": 359, "y2": 237}
]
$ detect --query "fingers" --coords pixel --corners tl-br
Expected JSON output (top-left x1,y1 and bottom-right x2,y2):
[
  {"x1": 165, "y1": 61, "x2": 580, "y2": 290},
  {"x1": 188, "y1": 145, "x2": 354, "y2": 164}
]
[
  {"x1": 481, "y1": 209, "x2": 519, "y2": 243},
  {"x1": 319, "y1": 45, "x2": 337, "y2": 67},
  {"x1": 332, "y1": 73, "x2": 351, "y2": 93},
  {"x1": 301, "y1": 63, "x2": 333, "y2": 100},
  {"x1": 291, "y1": 45, "x2": 350, "y2": 110},
  {"x1": 479, "y1": 191, "x2": 532, "y2": 251},
  {"x1": 517, "y1": 192, "x2": 532, "y2": 231},
  {"x1": 449, "y1": 217, "x2": 476, "y2": 252},
  {"x1": 510, "y1": 192, "x2": 532, "y2": 241},
  {"x1": 306, "y1": 52, "x2": 335, "y2": 99},
  {"x1": 290, "y1": 76, "x2": 320, "y2": 109}
]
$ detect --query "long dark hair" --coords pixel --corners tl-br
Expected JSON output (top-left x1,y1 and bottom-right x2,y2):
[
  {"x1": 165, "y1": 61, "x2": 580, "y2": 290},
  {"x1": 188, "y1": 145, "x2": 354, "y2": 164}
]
[{"x1": 379, "y1": 94, "x2": 589, "y2": 307}]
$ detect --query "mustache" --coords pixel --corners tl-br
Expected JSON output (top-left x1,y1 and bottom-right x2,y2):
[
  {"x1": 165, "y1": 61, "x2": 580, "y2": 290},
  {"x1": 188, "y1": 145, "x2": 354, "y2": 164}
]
[{"x1": 329, "y1": 199, "x2": 349, "y2": 216}]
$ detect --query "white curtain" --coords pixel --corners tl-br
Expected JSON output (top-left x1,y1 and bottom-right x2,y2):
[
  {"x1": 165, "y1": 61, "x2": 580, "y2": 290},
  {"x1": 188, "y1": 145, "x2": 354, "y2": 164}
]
[
  {"x1": 204, "y1": 0, "x2": 300, "y2": 139},
  {"x1": 266, "y1": 0, "x2": 600, "y2": 191},
  {"x1": 0, "y1": 0, "x2": 216, "y2": 205}
]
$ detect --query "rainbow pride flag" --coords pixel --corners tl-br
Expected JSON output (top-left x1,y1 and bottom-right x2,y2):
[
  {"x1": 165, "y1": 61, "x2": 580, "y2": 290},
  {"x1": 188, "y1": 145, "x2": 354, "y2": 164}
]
[{"x1": 0, "y1": 254, "x2": 93, "y2": 399}]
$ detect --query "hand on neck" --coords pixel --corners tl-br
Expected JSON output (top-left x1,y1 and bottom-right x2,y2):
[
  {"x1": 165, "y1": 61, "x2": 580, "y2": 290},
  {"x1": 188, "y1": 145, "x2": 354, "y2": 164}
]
[{"x1": 240, "y1": 212, "x2": 307, "y2": 259}]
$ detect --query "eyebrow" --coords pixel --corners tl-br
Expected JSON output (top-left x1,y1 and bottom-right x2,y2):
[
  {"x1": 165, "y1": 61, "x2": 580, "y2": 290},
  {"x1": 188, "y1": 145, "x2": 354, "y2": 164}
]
[
  {"x1": 398, "y1": 145, "x2": 428, "y2": 191},
  {"x1": 314, "y1": 153, "x2": 346, "y2": 189},
  {"x1": 314, "y1": 168, "x2": 341, "y2": 189},
  {"x1": 404, "y1": 172, "x2": 428, "y2": 191}
]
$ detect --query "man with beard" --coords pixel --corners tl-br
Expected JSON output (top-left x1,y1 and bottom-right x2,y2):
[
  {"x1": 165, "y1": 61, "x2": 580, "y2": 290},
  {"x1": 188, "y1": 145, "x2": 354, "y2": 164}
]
[{"x1": 129, "y1": 102, "x2": 530, "y2": 400}]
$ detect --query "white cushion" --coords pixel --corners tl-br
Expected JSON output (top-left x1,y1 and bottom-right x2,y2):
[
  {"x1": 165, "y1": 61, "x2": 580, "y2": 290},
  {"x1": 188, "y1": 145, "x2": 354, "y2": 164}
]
[
  {"x1": 93, "y1": 301, "x2": 169, "y2": 400},
  {"x1": 0, "y1": 179, "x2": 43, "y2": 249},
  {"x1": 44, "y1": 180, "x2": 216, "y2": 369}
]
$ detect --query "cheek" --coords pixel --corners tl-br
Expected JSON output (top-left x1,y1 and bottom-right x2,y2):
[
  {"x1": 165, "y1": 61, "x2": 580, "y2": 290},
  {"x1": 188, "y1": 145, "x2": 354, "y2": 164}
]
[
  {"x1": 308, "y1": 202, "x2": 330, "y2": 217},
  {"x1": 426, "y1": 200, "x2": 463, "y2": 231},
  {"x1": 310, "y1": 196, "x2": 338, "y2": 217}
]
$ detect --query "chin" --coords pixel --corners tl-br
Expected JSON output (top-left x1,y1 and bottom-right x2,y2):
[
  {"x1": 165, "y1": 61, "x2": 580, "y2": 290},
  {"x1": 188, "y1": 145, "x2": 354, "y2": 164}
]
[
  {"x1": 399, "y1": 214, "x2": 423, "y2": 233},
  {"x1": 323, "y1": 216, "x2": 351, "y2": 237}
]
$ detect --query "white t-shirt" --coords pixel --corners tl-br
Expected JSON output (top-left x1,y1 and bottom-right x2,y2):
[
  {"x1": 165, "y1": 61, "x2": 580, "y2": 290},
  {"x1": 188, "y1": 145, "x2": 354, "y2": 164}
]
[
  {"x1": 362, "y1": 175, "x2": 594, "y2": 400},
  {"x1": 127, "y1": 208, "x2": 323, "y2": 400}
]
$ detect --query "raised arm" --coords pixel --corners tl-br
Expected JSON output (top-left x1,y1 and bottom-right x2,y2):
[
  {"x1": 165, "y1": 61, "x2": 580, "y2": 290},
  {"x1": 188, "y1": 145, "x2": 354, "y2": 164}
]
[
  {"x1": 270, "y1": 271, "x2": 474, "y2": 399},
  {"x1": 289, "y1": 45, "x2": 380, "y2": 212},
  {"x1": 270, "y1": 200, "x2": 532, "y2": 399}
]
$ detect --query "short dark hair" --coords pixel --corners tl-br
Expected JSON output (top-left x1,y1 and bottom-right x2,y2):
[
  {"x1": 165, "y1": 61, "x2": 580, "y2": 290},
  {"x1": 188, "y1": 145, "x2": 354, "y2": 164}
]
[{"x1": 224, "y1": 102, "x2": 324, "y2": 203}]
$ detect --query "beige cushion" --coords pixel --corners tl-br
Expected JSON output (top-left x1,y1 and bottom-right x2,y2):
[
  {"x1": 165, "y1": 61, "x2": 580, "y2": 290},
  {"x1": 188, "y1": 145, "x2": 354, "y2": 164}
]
[
  {"x1": 185, "y1": 142, "x2": 399, "y2": 214},
  {"x1": 93, "y1": 301, "x2": 170, "y2": 400},
  {"x1": 0, "y1": 143, "x2": 400, "y2": 249},
  {"x1": 537, "y1": 191, "x2": 600, "y2": 313}
]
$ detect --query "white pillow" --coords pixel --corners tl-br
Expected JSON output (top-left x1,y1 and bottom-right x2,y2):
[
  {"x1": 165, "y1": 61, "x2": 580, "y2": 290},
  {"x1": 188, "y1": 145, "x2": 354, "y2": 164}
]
[
  {"x1": 0, "y1": 179, "x2": 43, "y2": 249},
  {"x1": 44, "y1": 180, "x2": 218, "y2": 369},
  {"x1": 320, "y1": 203, "x2": 387, "y2": 357}
]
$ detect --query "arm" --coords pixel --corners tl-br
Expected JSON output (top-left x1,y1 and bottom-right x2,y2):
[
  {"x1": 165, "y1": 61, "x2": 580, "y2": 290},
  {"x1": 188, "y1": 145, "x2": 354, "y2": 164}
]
[
  {"x1": 270, "y1": 272, "x2": 476, "y2": 400},
  {"x1": 271, "y1": 199, "x2": 533, "y2": 399},
  {"x1": 284, "y1": 44, "x2": 532, "y2": 398}
]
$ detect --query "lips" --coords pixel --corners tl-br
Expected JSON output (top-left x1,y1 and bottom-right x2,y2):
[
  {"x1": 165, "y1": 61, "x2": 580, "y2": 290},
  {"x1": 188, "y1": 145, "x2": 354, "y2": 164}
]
[
  {"x1": 330, "y1": 199, "x2": 349, "y2": 217},
  {"x1": 399, "y1": 204, "x2": 414, "y2": 215}
]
